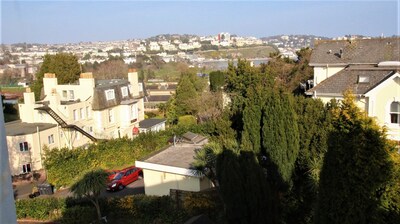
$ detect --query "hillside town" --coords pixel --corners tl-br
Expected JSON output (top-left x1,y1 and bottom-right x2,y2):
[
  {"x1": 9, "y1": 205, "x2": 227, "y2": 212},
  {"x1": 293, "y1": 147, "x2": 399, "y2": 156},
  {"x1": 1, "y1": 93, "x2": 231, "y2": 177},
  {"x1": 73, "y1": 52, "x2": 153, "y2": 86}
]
[
  {"x1": 0, "y1": 33, "x2": 331, "y2": 82},
  {"x1": 1, "y1": 1, "x2": 399, "y2": 222}
]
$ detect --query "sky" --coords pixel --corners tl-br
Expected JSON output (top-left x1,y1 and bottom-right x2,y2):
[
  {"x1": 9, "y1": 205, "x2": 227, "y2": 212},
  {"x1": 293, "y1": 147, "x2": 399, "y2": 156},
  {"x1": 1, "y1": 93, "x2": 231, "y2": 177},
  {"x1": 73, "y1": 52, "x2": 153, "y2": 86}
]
[{"x1": 1, "y1": 0, "x2": 399, "y2": 44}]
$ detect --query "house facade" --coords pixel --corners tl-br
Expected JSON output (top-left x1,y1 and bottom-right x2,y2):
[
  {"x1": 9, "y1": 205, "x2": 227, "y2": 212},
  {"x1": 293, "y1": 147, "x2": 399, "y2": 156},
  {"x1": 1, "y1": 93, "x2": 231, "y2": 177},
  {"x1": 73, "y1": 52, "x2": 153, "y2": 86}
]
[
  {"x1": 306, "y1": 38, "x2": 400, "y2": 141},
  {"x1": 6, "y1": 70, "x2": 145, "y2": 175}
]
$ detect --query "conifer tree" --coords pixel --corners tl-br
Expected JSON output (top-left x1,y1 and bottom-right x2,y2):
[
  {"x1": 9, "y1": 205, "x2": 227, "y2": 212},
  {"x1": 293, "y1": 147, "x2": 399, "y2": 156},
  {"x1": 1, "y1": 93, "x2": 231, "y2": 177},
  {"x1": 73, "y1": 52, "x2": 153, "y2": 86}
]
[{"x1": 316, "y1": 91, "x2": 394, "y2": 224}]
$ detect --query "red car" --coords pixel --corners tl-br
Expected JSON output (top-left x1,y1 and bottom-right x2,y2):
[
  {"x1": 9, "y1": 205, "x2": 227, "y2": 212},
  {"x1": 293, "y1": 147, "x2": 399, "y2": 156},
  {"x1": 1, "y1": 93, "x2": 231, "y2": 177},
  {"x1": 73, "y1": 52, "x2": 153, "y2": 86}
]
[
  {"x1": 105, "y1": 170, "x2": 119, "y2": 181},
  {"x1": 106, "y1": 166, "x2": 143, "y2": 191}
]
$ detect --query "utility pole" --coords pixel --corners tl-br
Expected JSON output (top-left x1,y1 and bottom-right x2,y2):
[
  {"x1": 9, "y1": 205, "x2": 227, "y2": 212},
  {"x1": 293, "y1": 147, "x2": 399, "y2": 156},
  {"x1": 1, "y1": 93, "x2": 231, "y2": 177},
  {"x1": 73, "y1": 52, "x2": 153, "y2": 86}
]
[{"x1": 0, "y1": 100, "x2": 17, "y2": 223}]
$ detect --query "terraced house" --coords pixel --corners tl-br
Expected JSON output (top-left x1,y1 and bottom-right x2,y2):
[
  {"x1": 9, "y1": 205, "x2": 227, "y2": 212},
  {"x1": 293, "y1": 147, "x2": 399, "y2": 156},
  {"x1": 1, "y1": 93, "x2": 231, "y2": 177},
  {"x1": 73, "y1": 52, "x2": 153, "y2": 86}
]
[
  {"x1": 306, "y1": 37, "x2": 400, "y2": 141},
  {"x1": 6, "y1": 69, "x2": 144, "y2": 175}
]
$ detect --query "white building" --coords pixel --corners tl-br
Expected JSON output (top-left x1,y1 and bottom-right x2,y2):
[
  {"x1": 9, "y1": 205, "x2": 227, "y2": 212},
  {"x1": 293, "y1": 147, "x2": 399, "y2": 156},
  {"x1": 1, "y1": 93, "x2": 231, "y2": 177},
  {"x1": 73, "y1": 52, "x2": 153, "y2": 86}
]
[{"x1": 6, "y1": 70, "x2": 145, "y2": 175}]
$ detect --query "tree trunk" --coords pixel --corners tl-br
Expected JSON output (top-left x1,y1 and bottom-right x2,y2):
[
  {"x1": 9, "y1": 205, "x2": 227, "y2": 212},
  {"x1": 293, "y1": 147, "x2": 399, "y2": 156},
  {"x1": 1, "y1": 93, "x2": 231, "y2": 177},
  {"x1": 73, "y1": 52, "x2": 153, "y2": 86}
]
[{"x1": 89, "y1": 198, "x2": 102, "y2": 223}]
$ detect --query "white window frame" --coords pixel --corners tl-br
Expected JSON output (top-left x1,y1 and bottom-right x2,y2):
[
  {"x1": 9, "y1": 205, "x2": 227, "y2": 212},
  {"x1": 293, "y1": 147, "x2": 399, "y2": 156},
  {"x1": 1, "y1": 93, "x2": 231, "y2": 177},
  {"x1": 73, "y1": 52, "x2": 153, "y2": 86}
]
[
  {"x1": 19, "y1": 142, "x2": 29, "y2": 152},
  {"x1": 62, "y1": 90, "x2": 67, "y2": 98},
  {"x1": 73, "y1": 109, "x2": 78, "y2": 121},
  {"x1": 69, "y1": 90, "x2": 74, "y2": 100},
  {"x1": 80, "y1": 108, "x2": 85, "y2": 119},
  {"x1": 22, "y1": 164, "x2": 31, "y2": 173},
  {"x1": 48, "y1": 134, "x2": 54, "y2": 144},
  {"x1": 86, "y1": 106, "x2": 90, "y2": 118},
  {"x1": 390, "y1": 101, "x2": 400, "y2": 124},
  {"x1": 108, "y1": 109, "x2": 114, "y2": 123},
  {"x1": 121, "y1": 86, "x2": 129, "y2": 97},
  {"x1": 105, "y1": 89, "x2": 115, "y2": 100},
  {"x1": 131, "y1": 104, "x2": 137, "y2": 120}
]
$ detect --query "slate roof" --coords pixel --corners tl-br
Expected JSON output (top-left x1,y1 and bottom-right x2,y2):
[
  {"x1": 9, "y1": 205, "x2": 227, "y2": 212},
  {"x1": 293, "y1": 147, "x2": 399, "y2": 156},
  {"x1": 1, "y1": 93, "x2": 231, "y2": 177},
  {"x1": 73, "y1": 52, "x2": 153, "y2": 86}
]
[
  {"x1": 305, "y1": 66, "x2": 398, "y2": 95},
  {"x1": 91, "y1": 79, "x2": 134, "y2": 110},
  {"x1": 145, "y1": 95, "x2": 171, "y2": 102},
  {"x1": 139, "y1": 118, "x2": 166, "y2": 129},
  {"x1": 5, "y1": 121, "x2": 57, "y2": 136},
  {"x1": 310, "y1": 38, "x2": 400, "y2": 65}
]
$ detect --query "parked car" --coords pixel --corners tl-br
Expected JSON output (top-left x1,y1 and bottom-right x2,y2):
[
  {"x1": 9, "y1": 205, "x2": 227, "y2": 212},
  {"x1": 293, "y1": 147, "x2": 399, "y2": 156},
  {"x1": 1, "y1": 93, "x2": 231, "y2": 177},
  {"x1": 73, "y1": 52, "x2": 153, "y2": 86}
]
[
  {"x1": 105, "y1": 169, "x2": 120, "y2": 181},
  {"x1": 106, "y1": 166, "x2": 143, "y2": 191}
]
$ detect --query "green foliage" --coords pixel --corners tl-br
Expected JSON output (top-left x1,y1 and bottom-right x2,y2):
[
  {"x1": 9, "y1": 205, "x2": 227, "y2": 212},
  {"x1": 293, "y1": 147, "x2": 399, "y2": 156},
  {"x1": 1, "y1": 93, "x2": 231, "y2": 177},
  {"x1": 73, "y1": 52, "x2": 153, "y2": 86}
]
[
  {"x1": 183, "y1": 192, "x2": 218, "y2": 218},
  {"x1": 33, "y1": 53, "x2": 81, "y2": 100},
  {"x1": 178, "y1": 115, "x2": 197, "y2": 127},
  {"x1": 174, "y1": 74, "x2": 198, "y2": 115},
  {"x1": 283, "y1": 96, "x2": 333, "y2": 224},
  {"x1": 16, "y1": 195, "x2": 191, "y2": 224},
  {"x1": 217, "y1": 149, "x2": 277, "y2": 224},
  {"x1": 192, "y1": 142, "x2": 222, "y2": 186},
  {"x1": 44, "y1": 131, "x2": 172, "y2": 188},
  {"x1": 316, "y1": 92, "x2": 395, "y2": 224},
  {"x1": 70, "y1": 169, "x2": 107, "y2": 198},
  {"x1": 15, "y1": 197, "x2": 65, "y2": 220},
  {"x1": 209, "y1": 70, "x2": 225, "y2": 91},
  {"x1": 61, "y1": 206, "x2": 96, "y2": 224},
  {"x1": 261, "y1": 89, "x2": 299, "y2": 192}
]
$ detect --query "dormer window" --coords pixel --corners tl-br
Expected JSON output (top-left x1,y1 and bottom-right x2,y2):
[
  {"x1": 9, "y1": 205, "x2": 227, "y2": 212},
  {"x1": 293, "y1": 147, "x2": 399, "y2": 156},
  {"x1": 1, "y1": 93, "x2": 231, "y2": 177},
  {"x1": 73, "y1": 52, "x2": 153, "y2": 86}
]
[
  {"x1": 121, "y1": 86, "x2": 128, "y2": 97},
  {"x1": 358, "y1": 75, "x2": 369, "y2": 83},
  {"x1": 105, "y1": 89, "x2": 115, "y2": 100}
]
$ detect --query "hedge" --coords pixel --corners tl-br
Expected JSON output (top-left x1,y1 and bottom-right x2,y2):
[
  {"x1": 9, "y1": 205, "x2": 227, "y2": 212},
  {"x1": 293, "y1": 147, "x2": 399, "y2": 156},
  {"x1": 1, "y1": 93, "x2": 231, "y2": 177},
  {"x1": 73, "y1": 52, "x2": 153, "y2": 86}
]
[
  {"x1": 43, "y1": 124, "x2": 214, "y2": 188},
  {"x1": 16, "y1": 195, "x2": 190, "y2": 223}
]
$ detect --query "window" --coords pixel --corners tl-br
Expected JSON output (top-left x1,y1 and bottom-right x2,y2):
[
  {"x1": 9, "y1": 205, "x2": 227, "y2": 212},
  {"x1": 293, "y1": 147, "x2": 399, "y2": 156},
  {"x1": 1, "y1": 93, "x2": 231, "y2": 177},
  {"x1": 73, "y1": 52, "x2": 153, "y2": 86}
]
[
  {"x1": 89, "y1": 126, "x2": 93, "y2": 134},
  {"x1": 105, "y1": 89, "x2": 115, "y2": 100},
  {"x1": 48, "y1": 134, "x2": 54, "y2": 144},
  {"x1": 121, "y1": 86, "x2": 128, "y2": 97},
  {"x1": 73, "y1": 109, "x2": 78, "y2": 121},
  {"x1": 390, "y1": 102, "x2": 400, "y2": 124},
  {"x1": 86, "y1": 106, "x2": 90, "y2": 118},
  {"x1": 80, "y1": 108, "x2": 85, "y2": 119},
  {"x1": 131, "y1": 105, "x2": 137, "y2": 121},
  {"x1": 22, "y1": 164, "x2": 31, "y2": 173},
  {"x1": 19, "y1": 142, "x2": 29, "y2": 152},
  {"x1": 62, "y1": 90, "x2": 67, "y2": 98},
  {"x1": 69, "y1": 90, "x2": 74, "y2": 100},
  {"x1": 108, "y1": 109, "x2": 114, "y2": 123}
]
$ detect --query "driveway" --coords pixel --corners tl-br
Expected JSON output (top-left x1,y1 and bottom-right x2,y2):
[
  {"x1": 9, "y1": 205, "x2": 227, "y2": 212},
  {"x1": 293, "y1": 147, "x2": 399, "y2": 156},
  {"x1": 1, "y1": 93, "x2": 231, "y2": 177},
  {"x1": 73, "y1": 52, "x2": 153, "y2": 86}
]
[{"x1": 14, "y1": 179, "x2": 145, "y2": 200}]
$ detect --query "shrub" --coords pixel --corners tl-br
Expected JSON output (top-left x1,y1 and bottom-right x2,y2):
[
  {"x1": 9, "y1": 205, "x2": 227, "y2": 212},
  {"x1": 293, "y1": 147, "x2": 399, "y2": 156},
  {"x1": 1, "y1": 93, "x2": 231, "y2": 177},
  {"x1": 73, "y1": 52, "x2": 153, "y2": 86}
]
[
  {"x1": 60, "y1": 206, "x2": 96, "y2": 224},
  {"x1": 15, "y1": 197, "x2": 65, "y2": 220},
  {"x1": 178, "y1": 115, "x2": 197, "y2": 127},
  {"x1": 183, "y1": 192, "x2": 217, "y2": 217}
]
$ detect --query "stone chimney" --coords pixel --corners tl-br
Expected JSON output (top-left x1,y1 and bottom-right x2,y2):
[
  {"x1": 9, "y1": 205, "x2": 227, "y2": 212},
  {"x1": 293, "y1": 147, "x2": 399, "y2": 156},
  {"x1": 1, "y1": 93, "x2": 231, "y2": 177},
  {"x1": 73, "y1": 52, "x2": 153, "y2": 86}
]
[
  {"x1": 43, "y1": 73, "x2": 58, "y2": 97},
  {"x1": 48, "y1": 88, "x2": 60, "y2": 106},
  {"x1": 79, "y1": 72, "x2": 95, "y2": 89},
  {"x1": 128, "y1": 69, "x2": 139, "y2": 97},
  {"x1": 20, "y1": 88, "x2": 36, "y2": 123}
]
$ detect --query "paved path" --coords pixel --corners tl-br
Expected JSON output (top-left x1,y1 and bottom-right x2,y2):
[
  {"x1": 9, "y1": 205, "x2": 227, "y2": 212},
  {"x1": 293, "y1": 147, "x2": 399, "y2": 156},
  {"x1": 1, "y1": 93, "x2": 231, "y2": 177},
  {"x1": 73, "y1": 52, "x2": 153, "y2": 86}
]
[{"x1": 14, "y1": 179, "x2": 144, "y2": 199}]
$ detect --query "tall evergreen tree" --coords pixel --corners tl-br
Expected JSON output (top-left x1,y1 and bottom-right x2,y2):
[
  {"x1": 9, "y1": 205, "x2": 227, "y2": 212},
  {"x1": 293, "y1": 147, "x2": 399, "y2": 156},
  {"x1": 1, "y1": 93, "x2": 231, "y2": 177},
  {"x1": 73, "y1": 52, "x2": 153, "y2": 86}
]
[
  {"x1": 32, "y1": 53, "x2": 81, "y2": 100},
  {"x1": 209, "y1": 70, "x2": 225, "y2": 92},
  {"x1": 261, "y1": 89, "x2": 299, "y2": 191},
  {"x1": 217, "y1": 149, "x2": 277, "y2": 224},
  {"x1": 174, "y1": 74, "x2": 198, "y2": 116},
  {"x1": 316, "y1": 92, "x2": 394, "y2": 224}
]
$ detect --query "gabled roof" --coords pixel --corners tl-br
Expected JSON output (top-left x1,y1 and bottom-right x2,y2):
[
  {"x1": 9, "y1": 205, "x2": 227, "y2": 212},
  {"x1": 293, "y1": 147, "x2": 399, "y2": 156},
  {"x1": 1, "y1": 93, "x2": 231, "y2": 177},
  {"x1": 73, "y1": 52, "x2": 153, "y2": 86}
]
[
  {"x1": 305, "y1": 66, "x2": 398, "y2": 96},
  {"x1": 310, "y1": 38, "x2": 400, "y2": 65}
]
